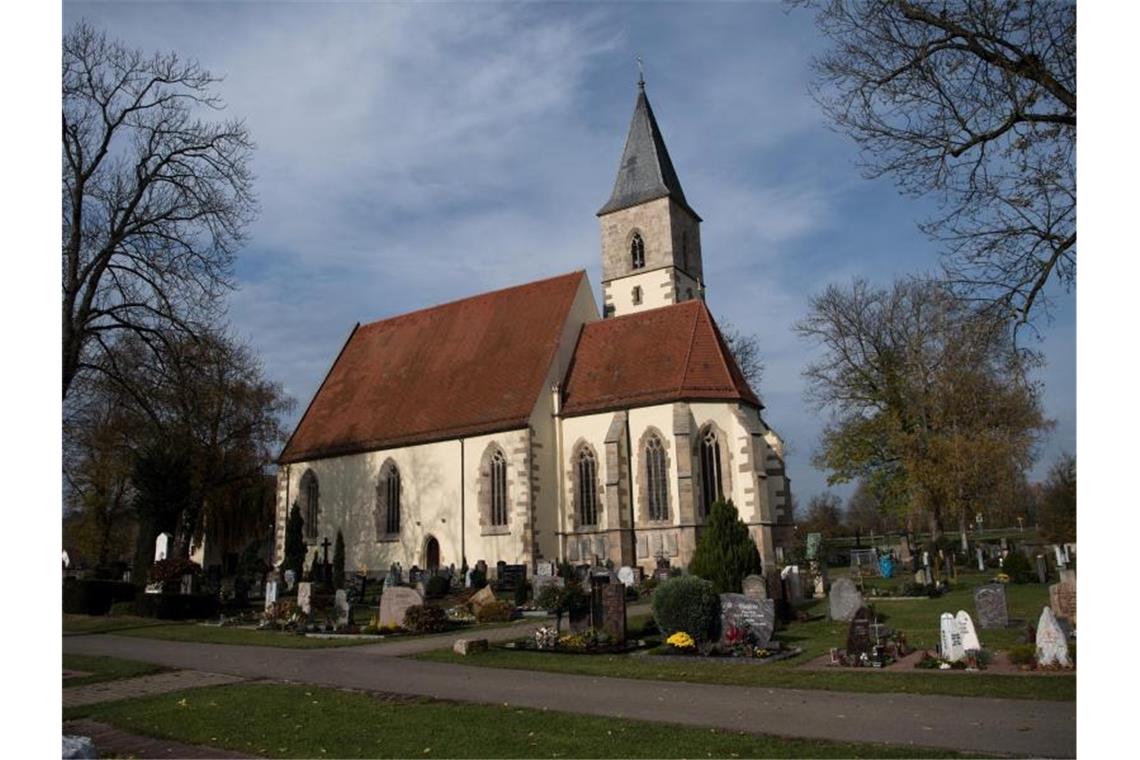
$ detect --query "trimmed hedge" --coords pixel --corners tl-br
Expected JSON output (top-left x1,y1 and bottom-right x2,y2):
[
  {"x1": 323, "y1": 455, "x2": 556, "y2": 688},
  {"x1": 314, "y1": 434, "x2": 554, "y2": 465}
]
[
  {"x1": 134, "y1": 592, "x2": 219, "y2": 620},
  {"x1": 62, "y1": 578, "x2": 139, "y2": 616},
  {"x1": 651, "y1": 575, "x2": 720, "y2": 643}
]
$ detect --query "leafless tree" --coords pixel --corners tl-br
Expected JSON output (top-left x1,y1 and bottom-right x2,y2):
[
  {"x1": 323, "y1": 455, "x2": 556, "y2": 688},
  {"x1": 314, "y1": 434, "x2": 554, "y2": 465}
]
[
  {"x1": 798, "y1": 1, "x2": 1075, "y2": 330},
  {"x1": 62, "y1": 22, "x2": 255, "y2": 399},
  {"x1": 720, "y1": 321, "x2": 765, "y2": 396}
]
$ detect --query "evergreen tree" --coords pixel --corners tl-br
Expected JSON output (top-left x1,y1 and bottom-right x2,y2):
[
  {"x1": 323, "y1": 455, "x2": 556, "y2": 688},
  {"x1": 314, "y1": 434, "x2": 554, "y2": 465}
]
[
  {"x1": 307, "y1": 549, "x2": 321, "y2": 582},
  {"x1": 689, "y1": 499, "x2": 762, "y2": 594},
  {"x1": 333, "y1": 529, "x2": 346, "y2": 589},
  {"x1": 284, "y1": 501, "x2": 306, "y2": 582}
]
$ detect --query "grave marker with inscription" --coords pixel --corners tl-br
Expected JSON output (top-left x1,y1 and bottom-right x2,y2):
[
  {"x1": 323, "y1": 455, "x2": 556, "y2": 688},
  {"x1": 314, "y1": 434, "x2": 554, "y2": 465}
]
[
  {"x1": 718, "y1": 593, "x2": 775, "y2": 648},
  {"x1": 378, "y1": 586, "x2": 423, "y2": 628},
  {"x1": 973, "y1": 583, "x2": 1009, "y2": 629},
  {"x1": 846, "y1": 606, "x2": 874, "y2": 657}
]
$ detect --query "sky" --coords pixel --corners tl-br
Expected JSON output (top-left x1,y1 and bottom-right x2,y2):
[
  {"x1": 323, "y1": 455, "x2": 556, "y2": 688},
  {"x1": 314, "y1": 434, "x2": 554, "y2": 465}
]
[{"x1": 61, "y1": 0, "x2": 1076, "y2": 508}]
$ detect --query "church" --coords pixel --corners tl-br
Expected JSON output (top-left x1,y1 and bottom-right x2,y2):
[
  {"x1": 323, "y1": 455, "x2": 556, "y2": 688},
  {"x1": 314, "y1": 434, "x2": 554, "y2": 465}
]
[{"x1": 273, "y1": 81, "x2": 794, "y2": 581}]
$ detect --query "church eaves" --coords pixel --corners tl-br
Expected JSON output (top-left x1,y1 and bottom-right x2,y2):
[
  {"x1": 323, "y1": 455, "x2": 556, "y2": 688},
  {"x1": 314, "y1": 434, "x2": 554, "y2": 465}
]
[{"x1": 597, "y1": 84, "x2": 701, "y2": 220}]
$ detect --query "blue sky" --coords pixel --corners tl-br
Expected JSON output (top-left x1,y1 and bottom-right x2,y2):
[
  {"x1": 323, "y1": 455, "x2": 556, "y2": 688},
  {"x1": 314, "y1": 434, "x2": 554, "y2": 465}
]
[{"x1": 63, "y1": 1, "x2": 1075, "y2": 509}]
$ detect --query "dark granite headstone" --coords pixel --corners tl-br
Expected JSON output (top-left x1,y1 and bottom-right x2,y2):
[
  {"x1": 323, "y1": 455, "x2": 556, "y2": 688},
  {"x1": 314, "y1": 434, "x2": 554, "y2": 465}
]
[
  {"x1": 597, "y1": 583, "x2": 627, "y2": 643},
  {"x1": 846, "y1": 606, "x2": 874, "y2": 657},
  {"x1": 718, "y1": 593, "x2": 775, "y2": 648},
  {"x1": 499, "y1": 563, "x2": 527, "y2": 590},
  {"x1": 974, "y1": 583, "x2": 1009, "y2": 629}
]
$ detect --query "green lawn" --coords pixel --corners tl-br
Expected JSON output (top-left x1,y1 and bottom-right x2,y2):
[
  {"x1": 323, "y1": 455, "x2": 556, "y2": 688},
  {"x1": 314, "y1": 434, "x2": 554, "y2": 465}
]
[
  {"x1": 415, "y1": 573, "x2": 1074, "y2": 702},
  {"x1": 63, "y1": 614, "x2": 170, "y2": 636},
  {"x1": 111, "y1": 623, "x2": 381, "y2": 648},
  {"x1": 63, "y1": 682, "x2": 968, "y2": 758},
  {"x1": 63, "y1": 654, "x2": 170, "y2": 688}
]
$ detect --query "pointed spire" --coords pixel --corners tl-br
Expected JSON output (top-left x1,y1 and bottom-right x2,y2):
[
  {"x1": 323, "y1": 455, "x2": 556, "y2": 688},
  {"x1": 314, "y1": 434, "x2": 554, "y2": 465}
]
[{"x1": 597, "y1": 81, "x2": 699, "y2": 219}]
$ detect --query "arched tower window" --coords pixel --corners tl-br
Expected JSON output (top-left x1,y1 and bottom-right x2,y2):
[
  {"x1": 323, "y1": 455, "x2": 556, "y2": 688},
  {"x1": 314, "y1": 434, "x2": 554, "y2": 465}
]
[
  {"x1": 300, "y1": 470, "x2": 319, "y2": 539},
  {"x1": 630, "y1": 232, "x2": 645, "y2": 269},
  {"x1": 490, "y1": 449, "x2": 508, "y2": 526},
  {"x1": 699, "y1": 426, "x2": 723, "y2": 517},
  {"x1": 375, "y1": 461, "x2": 401, "y2": 538},
  {"x1": 578, "y1": 448, "x2": 599, "y2": 527},
  {"x1": 646, "y1": 434, "x2": 669, "y2": 521}
]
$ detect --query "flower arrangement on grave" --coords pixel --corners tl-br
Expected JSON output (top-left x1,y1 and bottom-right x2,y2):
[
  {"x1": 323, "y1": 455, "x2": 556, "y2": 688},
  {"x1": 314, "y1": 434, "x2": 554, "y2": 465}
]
[
  {"x1": 534, "y1": 626, "x2": 559, "y2": 650},
  {"x1": 445, "y1": 605, "x2": 476, "y2": 623},
  {"x1": 666, "y1": 631, "x2": 696, "y2": 651},
  {"x1": 994, "y1": 572, "x2": 1010, "y2": 584},
  {"x1": 558, "y1": 629, "x2": 602, "y2": 650}
]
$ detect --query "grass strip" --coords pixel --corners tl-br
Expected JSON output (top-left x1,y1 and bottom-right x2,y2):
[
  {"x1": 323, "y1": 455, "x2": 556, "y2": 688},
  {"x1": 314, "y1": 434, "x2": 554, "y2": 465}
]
[{"x1": 63, "y1": 654, "x2": 170, "y2": 688}]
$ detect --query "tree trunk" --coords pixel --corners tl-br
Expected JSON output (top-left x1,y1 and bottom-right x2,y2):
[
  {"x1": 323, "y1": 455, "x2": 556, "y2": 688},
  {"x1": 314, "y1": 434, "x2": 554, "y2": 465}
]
[{"x1": 958, "y1": 511, "x2": 969, "y2": 553}]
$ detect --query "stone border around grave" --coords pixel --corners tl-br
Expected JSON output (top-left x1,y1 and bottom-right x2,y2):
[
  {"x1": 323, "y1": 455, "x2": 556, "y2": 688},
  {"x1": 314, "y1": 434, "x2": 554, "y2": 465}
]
[{"x1": 643, "y1": 646, "x2": 804, "y2": 666}]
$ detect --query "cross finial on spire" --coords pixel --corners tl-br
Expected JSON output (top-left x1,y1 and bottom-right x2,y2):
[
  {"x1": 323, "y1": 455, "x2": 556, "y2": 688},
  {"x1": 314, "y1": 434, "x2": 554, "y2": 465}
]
[{"x1": 636, "y1": 55, "x2": 645, "y2": 90}]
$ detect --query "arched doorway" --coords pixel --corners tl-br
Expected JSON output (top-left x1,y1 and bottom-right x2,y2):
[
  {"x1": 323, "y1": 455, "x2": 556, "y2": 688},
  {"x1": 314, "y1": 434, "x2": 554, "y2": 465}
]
[{"x1": 424, "y1": 535, "x2": 440, "y2": 572}]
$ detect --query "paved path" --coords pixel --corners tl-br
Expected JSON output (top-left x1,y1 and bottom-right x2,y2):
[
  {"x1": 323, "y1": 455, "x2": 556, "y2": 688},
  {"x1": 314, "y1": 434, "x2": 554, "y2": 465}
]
[
  {"x1": 64, "y1": 718, "x2": 254, "y2": 758},
  {"x1": 63, "y1": 669, "x2": 246, "y2": 708},
  {"x1": 64, "y1": 634, "x2": 1075, "y2": 757}
]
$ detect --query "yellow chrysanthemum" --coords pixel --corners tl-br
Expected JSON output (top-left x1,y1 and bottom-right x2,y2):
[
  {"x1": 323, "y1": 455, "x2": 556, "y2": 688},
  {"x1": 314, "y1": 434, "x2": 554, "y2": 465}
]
[{"x1": 667, "y1": 631, "x2": 695, "y2": 649}]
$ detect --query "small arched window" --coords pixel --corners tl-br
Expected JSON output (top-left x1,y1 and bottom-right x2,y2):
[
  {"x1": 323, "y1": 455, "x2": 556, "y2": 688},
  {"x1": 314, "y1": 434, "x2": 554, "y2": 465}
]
[
  {"x1": 301, "y1": 470, "x2": 319, "y2": 539},
  {"x1": 376, "y1": 462, "x2": 401, "y2": 537},
  {"x1": 630, "y1": 232, "x2": 645, "y2": 269},
  {"x1": 646, "y1": 435, "x2": 668, "y2": 521},
  {"x1": 578, "y1": 448, "x2": 599, "y2": 527},
  {"x1": 699, "y1": 426, "x2": 723, "y2": 517},
  {"x1": 490, "y1": 449, "x2": 508, "y2": 526}
]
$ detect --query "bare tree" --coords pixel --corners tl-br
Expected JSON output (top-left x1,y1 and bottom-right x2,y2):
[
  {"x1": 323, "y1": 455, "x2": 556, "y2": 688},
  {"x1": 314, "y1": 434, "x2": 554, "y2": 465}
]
[
  {"x1": 62, "y1": 22, "x2": 255, "y2": 399},
  {"x1": 799, "y1": 1, "x2": 1075, "y2": 329},
  {"x1": 720, "y1": 321, "x2": 765, "y2": 395}
]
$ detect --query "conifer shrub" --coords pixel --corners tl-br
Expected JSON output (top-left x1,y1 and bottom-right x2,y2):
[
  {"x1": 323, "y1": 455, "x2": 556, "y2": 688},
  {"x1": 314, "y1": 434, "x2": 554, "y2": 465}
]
[
  {"x1": 651, "y1": 575, "x2": 720, "y2": 643},
  {"x1": 688, "y1": 500, "x2": 763, "y2": 593},
  {"x1": 284, "y1": 502, "x2": 306, "y2": 581},
  {"x1": 333, "y1": 530, "x2": 346, "y2": 589},
  {"x1": 1001, "y1": 550, "x2": 1036, "y2": 584}
]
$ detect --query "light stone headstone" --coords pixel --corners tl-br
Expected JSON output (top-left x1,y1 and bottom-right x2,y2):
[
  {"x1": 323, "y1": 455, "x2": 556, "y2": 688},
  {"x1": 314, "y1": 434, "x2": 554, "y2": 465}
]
[
  {"x1": 1049, "y1": 576, "x2": 1076, "y2": 626},
  {"x1": 284, "y1": 569, "x2": 296, "y2": 591},
  {"x1": 536, "y1": 560, "x2": 555, "y2": 577},
  {"x1": 1053, "y1": 544, "x2": 1066, "y2": 567},
  {"x1": 939, "y1": 612, "x2": 965, "y2": 662},
  {"x1": 827, "y1": 577, "x2": 863, "y2": 622},
  {"x1": 976, "y1": 547, "x2": 985, "y2": 572},
  {"x1": 378, "y1": 586, "x2": 423, "y2": 628},
  {"x1": 334, "y1": 589, "x2": 350, "y2": 626},
  {"x1": 617, "y1": 566, "x2": 636, "y2": 586},
  {"x1": 1035, "y1": 606, "x2": 1071, "y2": 667},
  {"x1": 469, "y1": 584, "x2": 496, "y2": 615},
  {"x1": 297, "y1": 582, "x2": 313, "y2": 615},
  {"x1": 154, "y1": 532, "x2": 172, "y2": 562},
  {"x1": 465, "y1": 569, "x2": 474, "y2": 588},
  {"x1": 718, "y1": 593, "x2": 775, "y2": 648},
  {"x1": 956, "y1": 610, "x2": 981, "y2": 652},
  {"x1": 973, "y1": 583, "x2": 1008, "y2": 629},
  {"x1": 742, "y1": 574, "x2": 767, "y2": 601},
  {"x1": 264, "y1": 580, "x2": 278, "y2": 611}
]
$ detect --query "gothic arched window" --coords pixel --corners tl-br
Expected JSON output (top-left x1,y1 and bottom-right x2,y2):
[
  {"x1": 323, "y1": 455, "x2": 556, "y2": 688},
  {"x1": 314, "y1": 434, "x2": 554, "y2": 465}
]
[
  {"x1": 301, "y1": 469, "x2": 319, "y2": 539},
  {"x1": 646, "y1": 435, "x2": 668, "y2": 521},
  {"x1": 375, "y1": 461, "x2": 401, "y2": 538},
  {"x1": 699, "y1": 426, "x2": 723, "y2": 517},
  {"x1": 630, "y1": 232, "x2": 645, "y2": 269},
  {"x1": 578, "y1": 448, "x2": 599, "y2": 527},
  {"x1": 490, "y1": 449, "x2": 508, "y2": 526}
]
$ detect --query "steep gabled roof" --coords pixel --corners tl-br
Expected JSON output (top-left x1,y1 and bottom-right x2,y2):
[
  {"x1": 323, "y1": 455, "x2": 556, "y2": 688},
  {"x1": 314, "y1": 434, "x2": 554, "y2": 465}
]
[
  {"x1": 279, "y1": 271, "x2": 587, "y2": 464},
  {"x1": 560, "y1": 300, "x2": 760, "y2": 417},
  {"x1": 597, "y1": 85, "x2": 700, "y2": 220}
]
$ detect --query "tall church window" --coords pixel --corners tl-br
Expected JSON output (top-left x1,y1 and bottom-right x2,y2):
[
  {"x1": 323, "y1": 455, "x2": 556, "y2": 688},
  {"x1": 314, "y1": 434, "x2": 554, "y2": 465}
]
[
  {"x1": 699, "y1": 426, "x2": 723, "y2": 517},
  {"x1": 646, "y1": 435, "x2": 668, "y2": 521},
  {"x1": 301, "y1": 470, "x2": 319, "y2": 539},
  {"x1": 376, "y1": 461, "x2": 401, "y2": 538},
  {"x1": 578, "y1": 448, "x2": 599, "y2": 527},
  {"x1": 631, "y1": 232, "x2": 645, "y2": 269},
  {"x1": 490, "y1": 449, "x2": 508, "y2": 526}
]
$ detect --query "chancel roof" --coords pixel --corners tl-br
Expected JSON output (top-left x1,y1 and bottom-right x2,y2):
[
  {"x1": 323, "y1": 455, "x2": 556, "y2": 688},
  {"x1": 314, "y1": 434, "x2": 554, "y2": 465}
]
[
  {"x1": 560, "y1": 299, "x2": 760, "y2": 417},
  {"x1": 279, "y1": 271, "x2": 586, "y2": 464}
]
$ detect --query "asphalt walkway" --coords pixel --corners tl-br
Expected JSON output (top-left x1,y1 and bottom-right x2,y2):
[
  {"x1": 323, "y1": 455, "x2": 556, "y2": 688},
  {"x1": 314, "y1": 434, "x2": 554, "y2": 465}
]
[{"x1": 63, "y1": 633, "x2": 1075, "y2": 757}]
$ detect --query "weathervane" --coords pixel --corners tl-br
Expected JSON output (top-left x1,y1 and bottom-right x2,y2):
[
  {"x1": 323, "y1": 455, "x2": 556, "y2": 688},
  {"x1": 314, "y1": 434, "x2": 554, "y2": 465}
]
[{"x1": 636, "y1": 55, "x2": 645, "y2": 89}]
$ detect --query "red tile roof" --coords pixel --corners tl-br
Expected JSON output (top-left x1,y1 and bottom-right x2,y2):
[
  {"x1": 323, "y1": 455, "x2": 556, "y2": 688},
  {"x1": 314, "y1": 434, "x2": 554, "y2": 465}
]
[
  {"x1": 279, "y1": 271, "x2": 587, "y2": 464},
  {"x1": 560, "y1": 300, "x2": 760, "y2": 417}
]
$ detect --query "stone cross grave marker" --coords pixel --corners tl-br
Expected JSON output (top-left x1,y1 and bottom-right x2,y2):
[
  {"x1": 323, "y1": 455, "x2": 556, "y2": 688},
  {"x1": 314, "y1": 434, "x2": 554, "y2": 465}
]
[
  {"x1": 1035, "y1": 606, "x2": 1071, "y2": 667},
  {"x1": 719, "y1": 593, "x2": 775, "y2": 649},
  {"x1": 828, "y1": 577, "x2": 863, "y2": 622},
  {"x1": 846, "y1": 606, "x2": 874, "y2": 658},
  {"x1": 973, "y1": 583, "x2": 1008, "y2": 629},
  {"x1": 742, "y1": 574, "x2": 766, "y2": 601},
  {"x1": 939, "y1": 612, "x2": 965, "y2": 662},
  {"x1": 956, "y1": 610, "x2": 981, "y2": 652},
  {"x1": 378, "y1": 586, "x2": 423, "y2": 628},
  {"x1": 264, "y1": 580, "x2": 278, "y2": 612},
  {"x1": 154, "y1": 533, "x2": 172, "y2": 562}
]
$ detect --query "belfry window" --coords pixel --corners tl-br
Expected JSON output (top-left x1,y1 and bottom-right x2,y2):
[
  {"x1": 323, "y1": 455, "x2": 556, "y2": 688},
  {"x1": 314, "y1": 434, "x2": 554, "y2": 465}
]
[
  {"x1": 578, "y1": 448, "x2": 598, "y2": 527},
  {"x1": 631, "y1": 233, "x2": 645, "y2": 269}
]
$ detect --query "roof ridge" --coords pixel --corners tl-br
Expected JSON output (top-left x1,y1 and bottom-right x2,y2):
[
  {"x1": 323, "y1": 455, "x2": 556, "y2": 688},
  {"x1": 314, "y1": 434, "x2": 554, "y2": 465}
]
[{"x1": 678, "y1": 301, "x2": 702, "y2": 395}]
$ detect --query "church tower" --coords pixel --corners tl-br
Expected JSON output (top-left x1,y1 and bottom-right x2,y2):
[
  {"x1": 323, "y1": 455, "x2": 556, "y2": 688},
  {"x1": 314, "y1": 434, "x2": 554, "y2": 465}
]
[{"x1": 597, "y1": 79, "x2": 704, "y2": 318}]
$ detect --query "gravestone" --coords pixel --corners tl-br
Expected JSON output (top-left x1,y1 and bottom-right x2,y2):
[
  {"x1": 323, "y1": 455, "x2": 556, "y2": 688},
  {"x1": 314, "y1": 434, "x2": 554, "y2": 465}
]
[
  {"x1": 742, "y1": 574, "x2": 767, "y2": 601},
  {"x1": 805, "y1": 532, "x2": 822, "y2": 561},
  {"x1": 719, "y1": 593, "x2": 775, "y2": 648},
  {"x1": 469, "y1": 584, "x2": 497, "y2": 615},
  {"x1": 811, "y1": 563, "x2": 828, "y2": 598},
  {"x1": 973, "y1": 583, "x2": 1008, "y2": 629},
  {"x1": 939, "y1": 612, "x2": 965, "y2": 662},
  {"x1": 828, "y1": 577, "x2": 863, "y2": 622},
  {"x1": 453, "y1": 638, "x2": 488, "y2": 656},
  {"x1": 1053, "y1": 544, "x2": 1066, "y2": 568},
  {"x1": 154, "y1": 533, "x2": 172, "y2": 562},
  {"x1": 1036, "y1": 555, "x2": 1048, "y2": 584},
  {"x1": 598, "y1": 583, "x2": 627, "y2": 643},
  {"x1": 533, "y1": 574, "x2": 564, "y2": 600},
  {"x1": 264, "y1": 580, "x2": 278, "y2": 612},
  {"x1": 956, "y1": 610, "x2": 981, "y2": 652},
  {"x1": 179, "y1": 573, "x2": 194, "y2": 595},
  {"x1": 297, "y1": 582, "x2": 313, "y2": 615},
  {"x1": 409, "y1": 566, "x2": 424, "y2": 586},
  {"x1": 1035, "y1": 606, "x2": 1071, "y2": 667},
  {"x1": 335, "y1": 589, "x2": 350, "y2": 626},
  {"x1": 617, "y1": 566, "x2": 636, "y2": 587},
  {"x1": 846, "y1": 606, "x2": 874, "y2": 657},
  {"x1": 536, "y1": 560, "x2": 555, "y2": 577},
  {"x1": 781, "y1": 565, "x2": 802, "y2": 602},
  {"x1": 475, "y1": 559, "x2": 488, "y2": 576},
  {"x1": 1049, "y1": 576, "x2": 1077, "y2": 626},
  {"x1": 384, "y1": 563, "x2": 402, "y2": 590},
  {"x1": 284, "y1": 569, "x2": 296, "y2": 591},
  {"x1": 976, "y1": 547, "x2": 985, "y2": 572},
  {"x1": 499, "y1": 564, "x2": 527, "y2": 590},
  {"x1": 378, "y1": 586, "x2": 423, "y2": 628}
]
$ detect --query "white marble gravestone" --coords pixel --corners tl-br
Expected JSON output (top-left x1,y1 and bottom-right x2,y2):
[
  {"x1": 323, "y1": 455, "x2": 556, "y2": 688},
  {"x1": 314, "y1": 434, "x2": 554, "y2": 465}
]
[
  {"x1": 939, "y1": 612, "x2": 965, "y2": 662},
  {"x1": 297, "y1": 582, "x2": 312, "y2": 615},
  {"x1": 264, "y1": 580, "x2": 278, "y2": 611},
  {"x1": 378, "y1": 586, "x2": 423, "y2": 628},
  {"x1": 828, "y1": 577, "x2": 863, "y2": 622},
  {"x1": 617, "y1": 566, "x2": 636, "y2": 586},
  {"x1": 335, "y1": 589, "x2": 350, "y2": 626},
  {"x1": 956, "y1": 610, "x2": 981, "y2": 652},
  {"x1": 154, "y1": 533, "x2": 172, "y2": 562},
  {"x1": 1035, "y1": 606, "x2": 1071, "y2": 667},
  {"x1": 976, "y1": 548, "x2": 985, "y2": 572}
]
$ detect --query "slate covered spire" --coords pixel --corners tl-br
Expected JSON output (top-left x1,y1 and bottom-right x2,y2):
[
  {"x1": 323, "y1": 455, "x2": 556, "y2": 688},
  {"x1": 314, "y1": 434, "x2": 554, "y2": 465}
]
[{"x1": 597, "y1": 82, "x2": 700, "y2": 220}]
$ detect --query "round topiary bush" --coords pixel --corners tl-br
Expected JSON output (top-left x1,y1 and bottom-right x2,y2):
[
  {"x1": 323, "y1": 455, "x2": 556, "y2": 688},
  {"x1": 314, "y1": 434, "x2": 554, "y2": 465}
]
[{"x1": 651, "y1": 575, "x2": 720, "y2": 643}]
